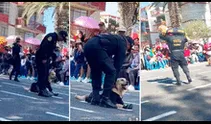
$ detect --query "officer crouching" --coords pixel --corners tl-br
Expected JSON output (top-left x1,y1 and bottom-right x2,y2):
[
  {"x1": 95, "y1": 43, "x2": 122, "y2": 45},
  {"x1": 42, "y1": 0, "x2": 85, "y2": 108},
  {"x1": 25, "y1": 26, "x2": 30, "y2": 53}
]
[
  {"x1": 83, "y1": 32, "x2": 130, "y2": 108},
  {"x1": 159, "y1": 26, "x2": 192, "y2": 86}
]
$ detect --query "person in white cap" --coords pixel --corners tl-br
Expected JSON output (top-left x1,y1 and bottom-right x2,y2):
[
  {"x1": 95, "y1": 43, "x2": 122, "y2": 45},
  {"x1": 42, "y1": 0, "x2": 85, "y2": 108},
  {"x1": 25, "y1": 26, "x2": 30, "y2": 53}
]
[{"x1": 117, "y1": 27, "x2": 136, "y2": 91}]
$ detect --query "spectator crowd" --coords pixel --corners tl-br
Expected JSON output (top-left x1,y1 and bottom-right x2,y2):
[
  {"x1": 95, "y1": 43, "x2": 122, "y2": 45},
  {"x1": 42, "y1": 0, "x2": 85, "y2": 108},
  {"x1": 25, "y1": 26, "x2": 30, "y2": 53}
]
[{"x1": 141, "y1": 39, "x2": 211, "y2": 70}]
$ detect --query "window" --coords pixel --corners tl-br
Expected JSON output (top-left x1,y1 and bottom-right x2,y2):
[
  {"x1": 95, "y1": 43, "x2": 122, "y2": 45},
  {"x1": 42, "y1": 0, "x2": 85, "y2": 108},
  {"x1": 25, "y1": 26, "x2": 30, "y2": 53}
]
[
  {"x1": 0, "y1": 2, "x2": 9, "y2": 15},
  {"x1": 0, "y1": 26, "x2": 8, "y2": 37},
  {"x1": 71, "y1": 8, "x2": 88, "y2": 22}
]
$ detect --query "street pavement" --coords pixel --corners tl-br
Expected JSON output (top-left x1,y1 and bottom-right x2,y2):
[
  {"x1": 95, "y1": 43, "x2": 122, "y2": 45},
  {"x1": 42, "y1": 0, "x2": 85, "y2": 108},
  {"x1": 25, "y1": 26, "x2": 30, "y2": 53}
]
[
  {"x1": 70, "y1": 81, "x2": 140, "y2": 121},
  {"x1": 141, "y1": 62, "x2": 211, "y2": 121},
  {"x1": 0, "y1": 75, "x2": 69, "y2": 121}
]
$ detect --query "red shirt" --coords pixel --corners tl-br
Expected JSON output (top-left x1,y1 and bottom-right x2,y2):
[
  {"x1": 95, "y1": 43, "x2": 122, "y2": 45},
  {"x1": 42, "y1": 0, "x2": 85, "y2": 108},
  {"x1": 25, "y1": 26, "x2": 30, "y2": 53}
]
[{"x1": 184, "y1": 49, "x2": 190, "y2": 57}]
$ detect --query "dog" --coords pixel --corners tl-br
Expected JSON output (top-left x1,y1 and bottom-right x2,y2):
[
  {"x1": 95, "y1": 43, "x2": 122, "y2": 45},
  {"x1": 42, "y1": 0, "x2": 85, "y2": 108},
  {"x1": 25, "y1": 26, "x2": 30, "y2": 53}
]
[
  {"x1": 48, "y1": 69, "x2": 57, "y2": 83},
  {"x1": 75, "y1": 78, "x2": 133, "y2": 109}
]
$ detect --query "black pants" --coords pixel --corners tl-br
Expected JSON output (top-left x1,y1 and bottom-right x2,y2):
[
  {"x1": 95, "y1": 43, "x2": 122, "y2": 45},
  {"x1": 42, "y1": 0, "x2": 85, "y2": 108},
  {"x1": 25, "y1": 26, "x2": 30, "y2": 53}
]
[
  {"x1": 10, "y1": 62, "x2": 20, "y2": 80},
  {"x1": 37, "y1": 62, "x2": 52, "y2": 92},
  {"x1": 127, "y1": 68, "x2": 139, "y2": 86},
  {"x1": 170, "y1": 56, "x2": 191, "y2": 83},
  {"x1": 84, "y1": 46, "x2": 116, "y2": 99},
  {"x1": 27, "y1": 65, "x2": 33, "y2": 77},
  {"x1": 55, "y1": 69, "x2": 62, "y2": 82}
]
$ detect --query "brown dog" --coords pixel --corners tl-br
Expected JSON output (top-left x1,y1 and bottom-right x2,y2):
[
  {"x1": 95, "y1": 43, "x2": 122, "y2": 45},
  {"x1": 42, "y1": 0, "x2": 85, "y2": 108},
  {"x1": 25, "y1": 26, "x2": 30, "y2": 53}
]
[{"x1": 75, "y1": 78, "x2": 133, "y2": 110}]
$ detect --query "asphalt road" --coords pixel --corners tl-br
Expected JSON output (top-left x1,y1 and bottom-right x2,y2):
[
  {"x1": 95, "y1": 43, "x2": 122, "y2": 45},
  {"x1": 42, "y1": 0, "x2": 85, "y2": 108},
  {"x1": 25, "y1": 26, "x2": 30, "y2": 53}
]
[
  {"x1": 0, "y1": 75, "x2": 69, "y2": 121},
  {"x1": 141, "y1": 62, "x2": 211, "y2": 121},
  {"x1": 70, "y1": 81, "x2": 140, "y2": 121}
]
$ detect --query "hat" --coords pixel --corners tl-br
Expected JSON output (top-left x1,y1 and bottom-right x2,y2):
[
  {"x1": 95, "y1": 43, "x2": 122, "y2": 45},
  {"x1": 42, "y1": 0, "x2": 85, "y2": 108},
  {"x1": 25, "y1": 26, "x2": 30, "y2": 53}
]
[
  {"x1": 98, "y1": 22, "x2": 105, "y2": 26},
  {"x1": 16, "y1": 37, "x2": 21, "y2": 41},
  {"x1": 118, "y1": 27, "x2": 127, "y2": 32},
  {"x1": 59, "y1": 31, "x2": 68, "y2": 43}
]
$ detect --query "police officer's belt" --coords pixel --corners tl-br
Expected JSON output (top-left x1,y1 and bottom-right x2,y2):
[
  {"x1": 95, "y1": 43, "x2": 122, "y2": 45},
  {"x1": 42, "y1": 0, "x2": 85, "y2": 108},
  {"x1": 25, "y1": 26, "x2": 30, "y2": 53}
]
[{"x1": 172, "y1": 49, "x2": 183, "y2": 52}]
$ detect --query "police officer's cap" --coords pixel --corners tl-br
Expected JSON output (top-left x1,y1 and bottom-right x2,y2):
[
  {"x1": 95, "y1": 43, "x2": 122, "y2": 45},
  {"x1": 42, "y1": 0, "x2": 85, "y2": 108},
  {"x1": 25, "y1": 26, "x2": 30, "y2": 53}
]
[
  {"x1": 59, "y1": 31, "x2": 68, "y2": 43},
  {"x1": 16, "y1": 37, "x2": 21, "y2": 41}
]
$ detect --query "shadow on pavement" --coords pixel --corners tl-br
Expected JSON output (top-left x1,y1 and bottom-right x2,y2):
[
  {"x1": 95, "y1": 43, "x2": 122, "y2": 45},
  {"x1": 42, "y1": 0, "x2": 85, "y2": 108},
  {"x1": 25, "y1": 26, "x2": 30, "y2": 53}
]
[
  {"x1": 142, "y1": 77, "x2": 211, "y2": 121},
  {"x1": 147, "y1": 77, "x2": 176, "y2": 85}
]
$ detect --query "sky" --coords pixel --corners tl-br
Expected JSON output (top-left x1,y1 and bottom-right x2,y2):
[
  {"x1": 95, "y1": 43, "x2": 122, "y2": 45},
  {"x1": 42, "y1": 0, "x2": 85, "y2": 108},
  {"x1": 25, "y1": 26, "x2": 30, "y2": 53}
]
[
  {"x1": 43, "y1": 7, "x2": 55, "y2": 34},
  {"x1": 43, "y1": 2, "x2": 152, "y2": 34},
  {"x1": 141, "y1": 2, "x2": 152, "y2": 8},
  {"x1": 105, "y1": 2, "x2": 118, "y2": 16}
]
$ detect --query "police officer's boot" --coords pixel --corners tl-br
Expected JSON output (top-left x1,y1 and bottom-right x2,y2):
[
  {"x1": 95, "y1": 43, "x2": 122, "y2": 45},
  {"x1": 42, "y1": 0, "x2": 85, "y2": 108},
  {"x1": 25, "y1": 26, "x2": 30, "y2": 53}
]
[
  {"x1": 85, "y1": 92, "x2": 93, "y2": 103},
  {"x1": 14, "y1": 78, "x2": 20, "y2": 82},
  {"x1": 99, "y1": 96, "x2": 117, "y2": 108},
  {"x1": 14, "y1": 73, "x2": 19, "y2": 82},
  {"x1": 186, "y1": 76, "x2": 192, "y2": 84},
  {"x1": 90, "y1": 91, "x2": 100, "y2": 105},
  {"x1": 49, "y1": 91, "x2": 59, "y2": 96},
  {"x1": 38, "y1": 89, "x2": 52, "y2": 97},
  {"x1": 175, "y1": 78, "x2": 182, "y2": 86},
  {"x1": 188, "y1": 78, "x2": 192, "y2": 84}
]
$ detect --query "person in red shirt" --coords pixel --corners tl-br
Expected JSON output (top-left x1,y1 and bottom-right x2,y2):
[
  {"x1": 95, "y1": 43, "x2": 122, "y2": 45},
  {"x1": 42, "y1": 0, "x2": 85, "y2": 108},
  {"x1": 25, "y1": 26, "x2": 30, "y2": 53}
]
[
  {"x1": 184, "y1": 47, "x2": 191, "y2": 64},
  {"x1": 204, "y1": 43, "x2": 211, "y2": 65}
]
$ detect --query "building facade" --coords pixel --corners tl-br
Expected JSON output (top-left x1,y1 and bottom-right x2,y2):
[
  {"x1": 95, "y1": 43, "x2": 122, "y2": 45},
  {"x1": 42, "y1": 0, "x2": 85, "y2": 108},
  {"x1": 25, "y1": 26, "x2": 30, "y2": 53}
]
[
  {"x1": 142, "y1": 2, "x2": 211, "y2": 45},
  {"x1": 100, "y1": 12, "x2": 120, "y2": 28},
  {"x1": 0, "y1": 2, "x2": 46, "y2": 40}
]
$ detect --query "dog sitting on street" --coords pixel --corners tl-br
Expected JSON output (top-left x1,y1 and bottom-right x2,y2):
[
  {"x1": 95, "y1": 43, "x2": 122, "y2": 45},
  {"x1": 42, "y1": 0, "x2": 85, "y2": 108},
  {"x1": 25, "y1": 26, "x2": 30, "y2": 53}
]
[
  {"x1": 48, "y1": 69, "x2": 57, "y2": 83},
  {"x1": 75, "y1": 78, "x2": 133, "y2": 110}
]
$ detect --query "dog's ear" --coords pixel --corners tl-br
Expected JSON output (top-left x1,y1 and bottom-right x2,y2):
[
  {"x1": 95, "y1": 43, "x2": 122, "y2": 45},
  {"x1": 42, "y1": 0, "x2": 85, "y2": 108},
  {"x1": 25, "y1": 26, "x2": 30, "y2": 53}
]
[{"x1": 116, "y1": 79, "x2": 121, "y2": 85}]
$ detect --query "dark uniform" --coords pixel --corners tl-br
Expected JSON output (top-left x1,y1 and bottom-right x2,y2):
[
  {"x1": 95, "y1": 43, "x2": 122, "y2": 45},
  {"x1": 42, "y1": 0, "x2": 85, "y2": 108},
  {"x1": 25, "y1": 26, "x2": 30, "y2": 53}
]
[
  {"x1": 159, "y1": 28, "x2": 192, "y2": 85},
  {"x1": 9, "y1": 40, "x2": 21, "y2": 82},
  {"x1": 35, "y1": 31, "x2": 67, "y2": 97},
  {"x1": 84, "y1": 34, "x2": 127, "y2": 108}
]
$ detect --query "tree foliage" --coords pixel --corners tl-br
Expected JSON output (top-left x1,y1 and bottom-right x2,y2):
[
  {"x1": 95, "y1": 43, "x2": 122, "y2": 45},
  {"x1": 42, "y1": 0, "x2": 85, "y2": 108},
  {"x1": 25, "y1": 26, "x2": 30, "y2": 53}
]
[
  {"x1": 118, "y1": 2, "x2": 139, "y2": 35},
  {"x1": 184, "y1": 20, "x2": 211, "y2": 40},
  {"x1": 106, "y1": 18, "x2": 119, "y2": 34},
  {"x1": 150, "y1": 2, "x2": 181, "y2": 27},
  {"x1": 22, "y1": 2, "x2": 69, "y2": 32}
]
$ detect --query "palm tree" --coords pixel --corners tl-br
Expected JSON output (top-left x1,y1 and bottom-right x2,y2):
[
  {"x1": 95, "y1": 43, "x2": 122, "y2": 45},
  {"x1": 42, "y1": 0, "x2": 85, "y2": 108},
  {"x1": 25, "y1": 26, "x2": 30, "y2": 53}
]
[
  {"x1": 22, "y1": 2, "x2": 69, "y2": 32},
  {"x1": 150, "y1": 2, "x2": 182, "y2": 28},
  {"x1": 118, "y1": 2, "x2": 139, "y2": 35},
  {"x1": 150, "y1": 2, "x2": 210, "y2": 28}
]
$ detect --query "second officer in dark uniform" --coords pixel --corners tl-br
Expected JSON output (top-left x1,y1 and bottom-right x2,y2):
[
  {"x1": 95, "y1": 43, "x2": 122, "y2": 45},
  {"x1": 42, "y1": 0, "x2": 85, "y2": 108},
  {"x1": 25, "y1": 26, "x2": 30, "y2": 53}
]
[
  {"x1": 9, "y1": 37, "x2": 22, "y2": 82},
  {"x1": 159, "y1": 27, "x2": 192, "y2": 86},
  {"x1": 84, "y1": 33, "x2": 128, "y2": 108},
  {"x1": 35, "y1": 31, "x2": 68, "y2": 97}
]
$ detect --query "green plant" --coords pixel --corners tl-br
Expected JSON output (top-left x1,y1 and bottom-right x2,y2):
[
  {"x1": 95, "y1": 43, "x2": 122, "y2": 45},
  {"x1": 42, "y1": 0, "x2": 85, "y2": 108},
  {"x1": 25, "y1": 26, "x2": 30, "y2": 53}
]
[{"x1": 184, "y1": 20, "x2": 211, "y2": 41}]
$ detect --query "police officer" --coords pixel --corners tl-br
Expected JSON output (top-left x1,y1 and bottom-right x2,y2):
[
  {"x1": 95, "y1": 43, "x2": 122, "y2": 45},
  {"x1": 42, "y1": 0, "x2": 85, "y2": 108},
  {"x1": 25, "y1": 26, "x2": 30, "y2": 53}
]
[
  {"x1": 84, "y1": 33, "x2": 128, "y2": 108},
  {"x1": 9, "y1": 37, "x2": 22, "y2": 82},
  {"x1": 35, "y1": 31, "x2": 68, "y2": 97},
  {"x1": 159, "y1": 27, "x2": 192, "y2": 86}
]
